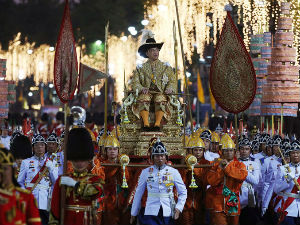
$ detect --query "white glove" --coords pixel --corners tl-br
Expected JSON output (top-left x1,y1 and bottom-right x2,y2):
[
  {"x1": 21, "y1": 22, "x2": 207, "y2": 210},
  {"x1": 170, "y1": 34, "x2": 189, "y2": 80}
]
[
  {"x1": 284, "y1": 164, "x2": 290, "y2": 170},
  {"x1": 286, "y1": 173, "x2": 296, "y2": 182},
  {"x1": 60, "y1": 176, "x2": 77, "y2": 187},
  {"x1": 46, "y1": 160, "x2": 54, "y2": 169},
  {"x1": 282, "y1": 168, "x2": 295, "y2": 182},
  {"x1": 261, "y1": 207, "x2": 267, "y2": 217}
]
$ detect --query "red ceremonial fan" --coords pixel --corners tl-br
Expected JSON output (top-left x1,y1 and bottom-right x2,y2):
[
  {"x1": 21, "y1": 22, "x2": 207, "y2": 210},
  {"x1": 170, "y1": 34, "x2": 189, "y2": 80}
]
[
  {"x1": 210, "y1": 5, "x2": 256, "y2": 114},
  {"x1": 54, "y1": 0, "x2": 78, "y2": 103}
]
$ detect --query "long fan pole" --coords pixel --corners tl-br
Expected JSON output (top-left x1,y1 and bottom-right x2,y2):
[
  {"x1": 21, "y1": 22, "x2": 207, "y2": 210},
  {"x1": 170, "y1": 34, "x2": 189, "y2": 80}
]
[
  {"x1": 235, "y1": 114, "x2": 239, "y2": 147},
  {"x1": 60, "y1": 103, "x2": 69, "y2": 224},
  {"x1": 174, "y1": 0, "x2": 194, "y2": 133}
]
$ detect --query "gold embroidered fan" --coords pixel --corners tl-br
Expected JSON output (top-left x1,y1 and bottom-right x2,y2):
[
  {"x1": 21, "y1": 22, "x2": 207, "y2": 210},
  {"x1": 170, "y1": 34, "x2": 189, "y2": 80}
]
[
  {"x1": 210, "y1": 5, "x2": 256, "y2": 114},
  {"x1": 54, "y1": 0, "x2": 78, "y2": 103}
]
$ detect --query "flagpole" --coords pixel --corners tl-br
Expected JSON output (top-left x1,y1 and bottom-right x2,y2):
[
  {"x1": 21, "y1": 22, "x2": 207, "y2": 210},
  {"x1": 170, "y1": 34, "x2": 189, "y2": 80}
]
[
  {"x1": 174, "y1": 0, "x2": 194, "y2": 133},
  {"x1": 104, "y1": 22, "x2": 109, "y2": 136}
]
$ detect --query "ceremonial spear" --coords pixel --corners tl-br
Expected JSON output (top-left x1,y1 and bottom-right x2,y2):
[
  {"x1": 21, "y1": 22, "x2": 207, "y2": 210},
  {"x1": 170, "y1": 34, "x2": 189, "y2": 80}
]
[{"x1": 104, "y1": 23, "x2": 109, "y2": 138}]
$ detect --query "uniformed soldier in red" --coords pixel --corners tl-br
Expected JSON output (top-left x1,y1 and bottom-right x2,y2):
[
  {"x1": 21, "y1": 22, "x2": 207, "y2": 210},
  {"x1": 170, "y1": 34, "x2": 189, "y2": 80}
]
[
  {"x1": 49, "y1": 127, "x2": 104, "y2": 225},
  {"x1": 0, "y1": 147, "x2": 41, "y2": 225}
]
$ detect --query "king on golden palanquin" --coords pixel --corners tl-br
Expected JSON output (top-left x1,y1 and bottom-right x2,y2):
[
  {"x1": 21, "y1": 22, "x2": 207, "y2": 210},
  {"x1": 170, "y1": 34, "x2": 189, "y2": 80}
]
[{"x1": 130, "y1": 30, "x2": 177, "y2": 131}]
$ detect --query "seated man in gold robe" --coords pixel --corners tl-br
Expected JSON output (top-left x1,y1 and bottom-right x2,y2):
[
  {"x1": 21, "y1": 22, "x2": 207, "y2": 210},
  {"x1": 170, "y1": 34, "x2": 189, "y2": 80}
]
[{"x1": 131, "y1": 30, "x2": 177, "y2": 131}]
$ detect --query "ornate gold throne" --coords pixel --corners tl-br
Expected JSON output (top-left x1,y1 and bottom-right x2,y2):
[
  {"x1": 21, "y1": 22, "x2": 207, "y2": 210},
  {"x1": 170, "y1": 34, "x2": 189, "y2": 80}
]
[{"x1": 118, "y1": 92, "x2": 184, "y2": 156}]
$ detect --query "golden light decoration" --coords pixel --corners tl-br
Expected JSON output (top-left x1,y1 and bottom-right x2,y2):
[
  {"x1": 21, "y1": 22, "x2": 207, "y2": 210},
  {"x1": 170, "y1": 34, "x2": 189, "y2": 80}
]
[
  {"x1": 290, "y1": 0, "x2": 300, "y2": 63},
  {"x1": 108, "y1": 34, "x2": 139, "y2": 102},
  {"x1": 0, "y1": 33, "x2": 55, "y2": 84},
  {"x1": 0, "y1": 0, "x2": 300, "y2": 104}
]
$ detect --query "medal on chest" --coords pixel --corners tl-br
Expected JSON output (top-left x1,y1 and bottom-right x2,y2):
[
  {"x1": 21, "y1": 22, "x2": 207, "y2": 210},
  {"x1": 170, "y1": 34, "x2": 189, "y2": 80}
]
[
  {"x1": 248, "y1": 164, "x2": 254, "y2": 172},
  {"x1": 147, "y1": 168, "x2": 155, "y2": 183},
  {"x1": 163, "y1": 169, "x2": 174, "y2": 188}
]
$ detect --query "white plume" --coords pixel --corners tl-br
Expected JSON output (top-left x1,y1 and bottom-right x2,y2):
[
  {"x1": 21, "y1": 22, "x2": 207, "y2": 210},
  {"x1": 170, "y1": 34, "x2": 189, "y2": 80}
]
[{"x1": 141, "y1": 29, "x2": 155, "y2": 44}]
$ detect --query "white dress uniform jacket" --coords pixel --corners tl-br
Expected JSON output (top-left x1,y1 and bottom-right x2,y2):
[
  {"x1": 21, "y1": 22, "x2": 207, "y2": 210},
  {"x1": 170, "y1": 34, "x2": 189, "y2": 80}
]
[
  {"x1": 1, "y1": 135, "x2": 11, "y2": 150},
  {"x1": 17, "y1": 155, "x2": 58, "y2": 210},
  {"x1": 239, "y1": 157, "x2": 261, "y2": 208},
  {"x1": 50, "y1": 151, "x2": 64, "y2": 176},
  {"x1": 131, "y1": 164, "x2": 187, "y2": 217},
  {"x1": 252, "y1": 152, "x2": 266, "y2": 161},
  {"x1": 261, "y1": 155, "x2": 282, "y2": 208},
  {"x1": 262, "y1": 156, "x2": 282, "y2": 209},
  {"x1": 274, "y1": 163, "x2": 300, "y2": 217}
]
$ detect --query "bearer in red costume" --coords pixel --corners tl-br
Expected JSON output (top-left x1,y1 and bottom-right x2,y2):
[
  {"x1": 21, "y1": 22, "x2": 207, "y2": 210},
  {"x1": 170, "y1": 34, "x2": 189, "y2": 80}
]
[
  {"x1": 102, "y1": 135, "x2": 130, "y2": 225},
  {"x1": 0, "y1": 147, "x2": 41, "y2": 225},
  {"x1": 177, "y1": 135, "x2": 210, "y2": 225},
  {"x1": 51, "y1": 111, "x2": 64, "y2": 137},
  {"x1": 206, "y1": 134, "x2": 248, "y2": 225},
  {"x1": 49, "y1": 128, "x2": 104, "y2": 225},
  {"x1": 38, "y1": 113, "x2": 49, "y2": 138}
]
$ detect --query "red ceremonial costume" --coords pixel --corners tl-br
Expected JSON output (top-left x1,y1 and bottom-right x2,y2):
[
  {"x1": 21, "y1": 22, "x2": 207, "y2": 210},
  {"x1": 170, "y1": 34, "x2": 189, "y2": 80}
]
[
  {"x1": 206, "y1": 158, "x2": 248, "y2": 225},
  {"x1": 177, "y1": 158, "x2": 210, "y2": 225},
  {"x1": 102, "y1": 161, "x2": 130, "y2": 225},
  {"x1": 0, "y1": 186, "x2": 41, "y2": 225},
  {"x1": 49, "y1": 172, "x2": 104, "y2": 225}
]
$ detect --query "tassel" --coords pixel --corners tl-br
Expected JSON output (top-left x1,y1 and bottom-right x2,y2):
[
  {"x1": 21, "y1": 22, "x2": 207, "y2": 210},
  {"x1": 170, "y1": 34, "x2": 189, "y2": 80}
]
[{"x1": 123, "y1": 110, "x2": 130, "y2": 124}]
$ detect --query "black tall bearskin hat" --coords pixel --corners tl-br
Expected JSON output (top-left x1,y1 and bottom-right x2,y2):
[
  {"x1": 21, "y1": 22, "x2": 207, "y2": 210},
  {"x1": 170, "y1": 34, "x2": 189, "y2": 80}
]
[
  {"x1": 85, "y1": 111, "x2": 93, "y2": 123},
  {"x1": 93, "y1": 112, "x2": 104, "y2": 126},
  {"x1": 10, "y1": 135, "x2": 33, "y2": 160},
  {"x1": 67, "y1": 128, "x2": 94, "y2": 161},
  {"x1": 41, "y1": 113, "x2": 49, "y2": 122},
  {"x1": 56, "y1": 111, "x2": 65, "y2": 122}
]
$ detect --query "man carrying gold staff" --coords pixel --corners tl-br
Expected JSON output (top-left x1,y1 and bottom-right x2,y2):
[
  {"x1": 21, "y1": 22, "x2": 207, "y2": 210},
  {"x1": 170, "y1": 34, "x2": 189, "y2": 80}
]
[
  {"x1": 131, "y1": 30, "x2": 177, "y2": 131},
  {"x1": 178, "y1": 135, "x2": 210, "y2": 225}
]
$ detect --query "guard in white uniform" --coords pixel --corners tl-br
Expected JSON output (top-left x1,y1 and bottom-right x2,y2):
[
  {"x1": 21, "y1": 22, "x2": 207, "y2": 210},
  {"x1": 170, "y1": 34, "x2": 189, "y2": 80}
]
[
  {"x1": 238, "y1": 138, "x2": 261, "y2": 225},
  {"x1": 254, "y1": 133, "x2": 270, "y2": 163},
  {"x1": 18, "y1": 133, "x2": 58, "y2": 225},
  {"x1": 200, "y1": 130, "x2": 219, "y2": 161},
  {"x1": 261, "y1": 136, "x2": 283, "y2": 215},
  {"x1": 47, "y1": 133, "x2": 64, "y2": 176},
  {"x1": 274, "y1": 140, "x2": 300, "y2": 225},
  {"x1": 130, "y1": 139, "x2": 187, "y2": 225},
  {"x1": 0, "y1": 123, "x2": 11, "y2": 150}
]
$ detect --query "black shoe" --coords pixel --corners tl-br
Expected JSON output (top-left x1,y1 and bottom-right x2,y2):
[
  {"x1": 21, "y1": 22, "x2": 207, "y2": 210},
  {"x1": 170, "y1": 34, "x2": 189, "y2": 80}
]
[
  {"x1": 142, "y1": 126, "x2": 150, "y2": 132},
  {"x1": 152, "y1": 126, "x2": 161, "y2": 132}
]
